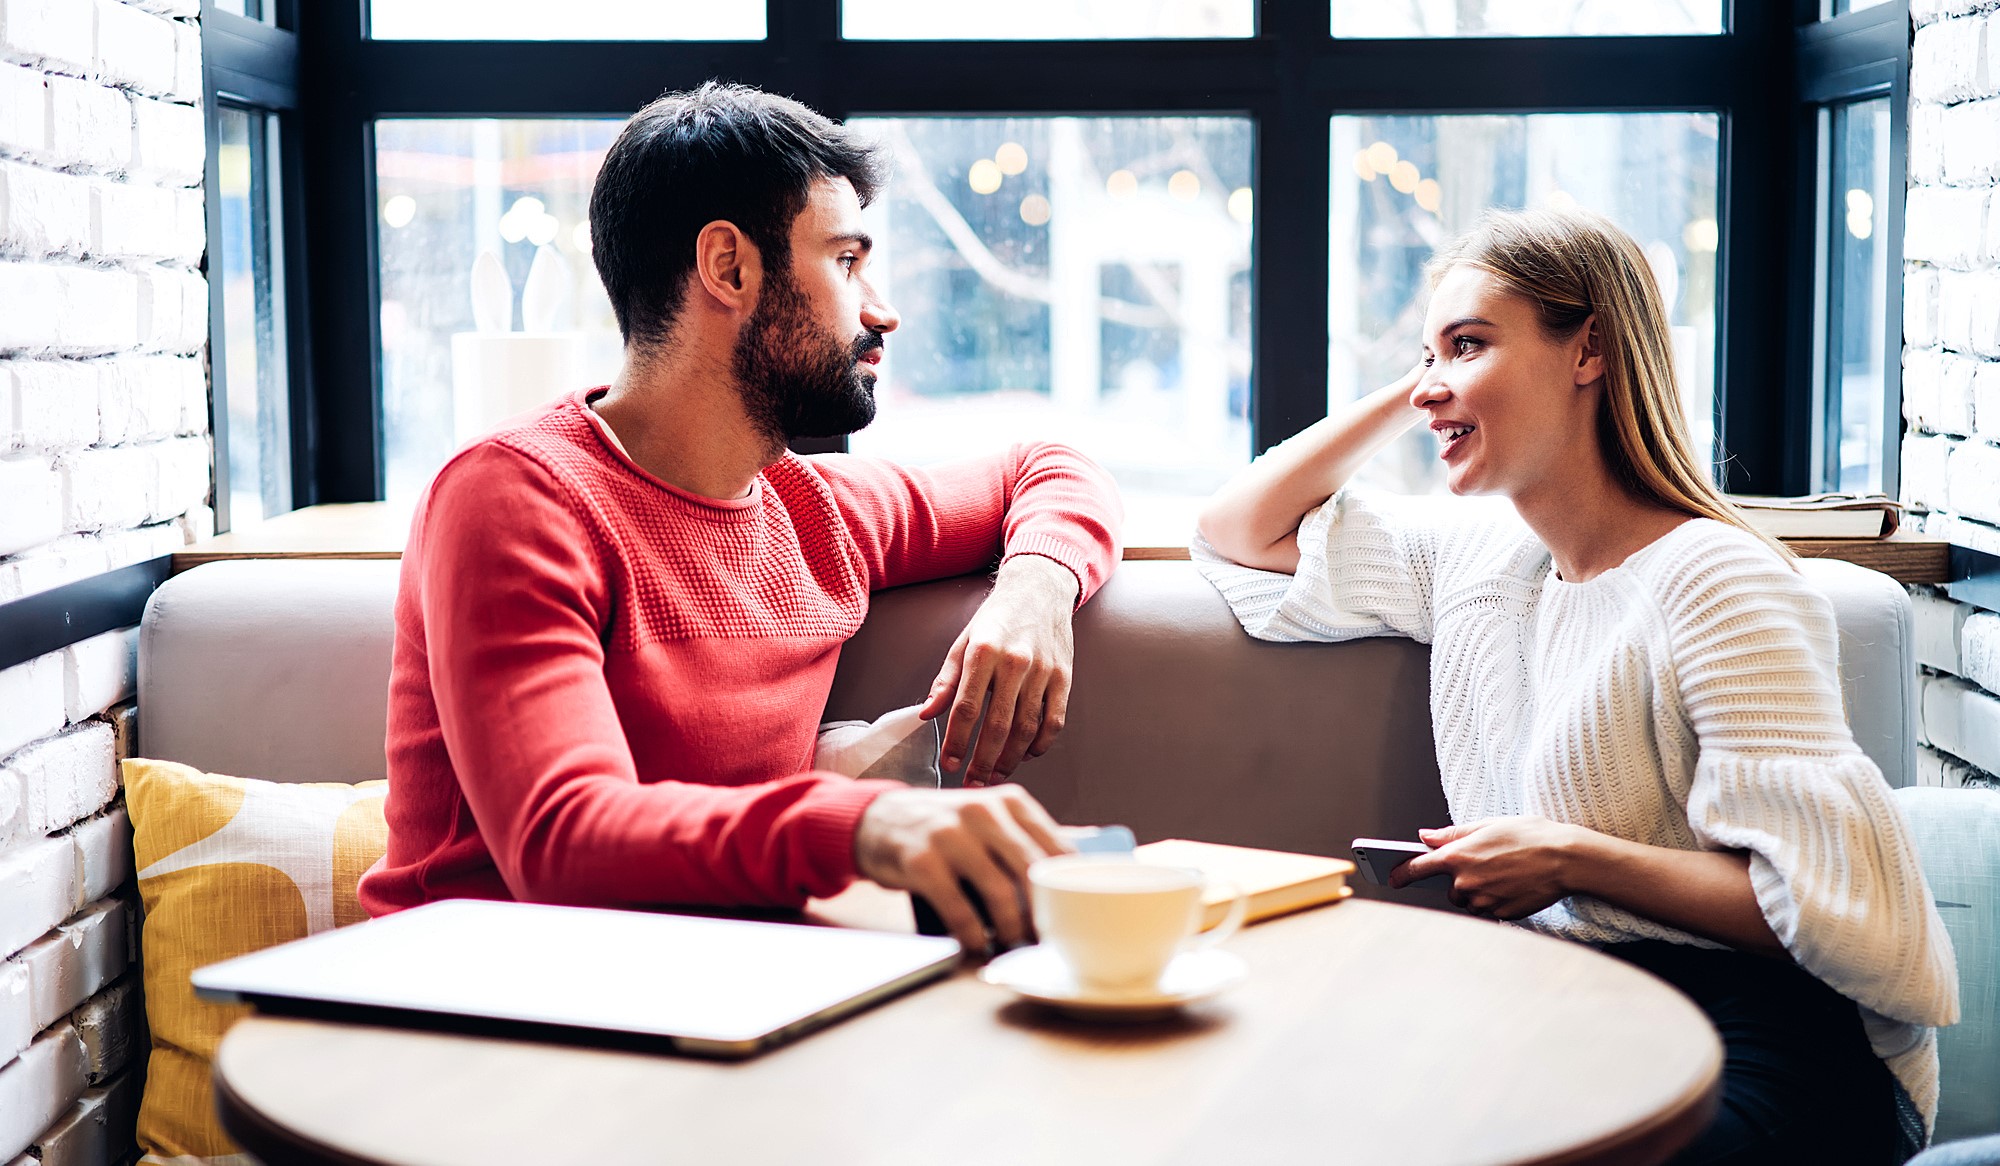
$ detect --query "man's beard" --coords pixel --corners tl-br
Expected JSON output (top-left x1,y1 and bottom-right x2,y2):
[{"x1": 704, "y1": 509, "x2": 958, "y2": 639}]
[{"x1": 732, "y1": 263, "x2": 880, "y2": 443}]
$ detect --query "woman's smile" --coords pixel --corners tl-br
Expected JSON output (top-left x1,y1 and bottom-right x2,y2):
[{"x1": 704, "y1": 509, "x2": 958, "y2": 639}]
[{"x1": 1432, "y1": 418, "x2": 1477, "y2": 462}]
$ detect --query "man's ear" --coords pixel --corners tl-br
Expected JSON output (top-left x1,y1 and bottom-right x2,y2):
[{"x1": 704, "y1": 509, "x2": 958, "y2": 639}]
[
  {"x1": 1573, "y1": 313, "x2": 1606, "y2": 388},
  {"x1": 691, "y1": 220, "x2": 761, "y2": 315}
]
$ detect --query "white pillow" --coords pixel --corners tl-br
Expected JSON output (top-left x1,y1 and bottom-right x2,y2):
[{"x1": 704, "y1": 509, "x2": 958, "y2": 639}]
[{"x1": 815, "y1": 704, "x2": 941, "y2": 787}]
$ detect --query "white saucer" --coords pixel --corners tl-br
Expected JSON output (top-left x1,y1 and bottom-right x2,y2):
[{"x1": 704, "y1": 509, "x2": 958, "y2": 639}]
[{"x1": 979, "y1": 945, "x2": 1247, "y2": 1021}]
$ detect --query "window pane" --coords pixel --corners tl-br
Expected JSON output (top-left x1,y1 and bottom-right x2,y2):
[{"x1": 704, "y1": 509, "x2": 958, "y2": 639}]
[
  {"x1": 1332, "y1": 0, "x2": 1722, "y2": 36},
  {"x1": 1833, "y1": 0, "x2": 1892, "y2": 14},
  {"x1": 215, "y1": 106, "x2": 290, "y2": 527},
  {"x1": 843, "y1": 1, "x2": 1252, "y2": 39},
  {"x1": 844, "y1": 117, "x2": 1254, "y2": 545},
  {"x1": 375, "y1": 120, "x2": 625, "y2": 503},
  {"x1": 1329, "y1": 113, "x2": 1720, "y2": 496},
  {"x1": 370, "y1": 0, "x2": 763, "y2": 40},
  {"x1": 1828, "y1": 98, "x2": 1891, "y2": 493}
]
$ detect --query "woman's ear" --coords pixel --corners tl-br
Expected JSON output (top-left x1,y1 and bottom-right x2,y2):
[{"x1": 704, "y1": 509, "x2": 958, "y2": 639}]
[
  {"x1": 1573, "y1": 313, "x2": 1606, "y2": 388},
  {"x1": 691, "y1": 220, "x2": 761, "y2": 315}
]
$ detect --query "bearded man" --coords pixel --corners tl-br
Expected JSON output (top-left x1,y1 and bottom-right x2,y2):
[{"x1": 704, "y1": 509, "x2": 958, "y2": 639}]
[{"x1": 359, "y1": 83, "x2": 1124, "y2": 953}]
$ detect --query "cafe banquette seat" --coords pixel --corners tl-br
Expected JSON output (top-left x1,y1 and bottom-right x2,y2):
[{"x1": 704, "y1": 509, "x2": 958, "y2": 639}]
[
  {"x1": 139, "y1": 555, "x2": 1917, "y2": 854},
  {"x1": 133, "y1": 555, "x2": 1997, "y2": 1145}
]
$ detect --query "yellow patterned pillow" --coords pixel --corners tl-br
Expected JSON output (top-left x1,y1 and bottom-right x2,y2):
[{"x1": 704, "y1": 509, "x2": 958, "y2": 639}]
[{"x1": 123, "y1": 759, "x2": 387, "y2": 1166}]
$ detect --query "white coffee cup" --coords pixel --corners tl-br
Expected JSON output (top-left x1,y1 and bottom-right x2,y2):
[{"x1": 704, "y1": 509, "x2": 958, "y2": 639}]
[{"x1": 1027, "y1": 856, "x2": 1249, "y2": 995}]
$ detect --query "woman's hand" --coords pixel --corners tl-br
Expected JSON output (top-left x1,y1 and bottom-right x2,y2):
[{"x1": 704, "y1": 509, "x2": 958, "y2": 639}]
[
  {"x1": 1397, "y1": 817, "x2": 1786, "y2": 955},
  {"x1": 1393, "y1": 816, "x2": 1589, "y2": 920}
]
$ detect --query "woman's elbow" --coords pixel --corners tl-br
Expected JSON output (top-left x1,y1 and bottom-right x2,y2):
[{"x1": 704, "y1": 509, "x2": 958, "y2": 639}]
[
  {"x1": 1198, "y1": 509, "x2": 1300, "y2": 574},
  {"x1": 1192, "y1": 499, "x2": 1232, "y2": 554}
]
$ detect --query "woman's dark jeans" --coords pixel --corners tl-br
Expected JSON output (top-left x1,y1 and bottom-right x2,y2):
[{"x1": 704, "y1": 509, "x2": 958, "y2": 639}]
[{"x1": 1596, "y1": 940, "x2": 1920, "y2": 1166}]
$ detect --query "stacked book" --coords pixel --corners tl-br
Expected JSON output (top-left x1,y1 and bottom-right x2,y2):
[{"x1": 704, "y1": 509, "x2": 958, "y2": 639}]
[
  {"x1": 1134, "y1": 839, "x2": 1354, "y2": 929},
  {"x1": 1728, "y1": 493, "x2": 1902, "y2": 539}
]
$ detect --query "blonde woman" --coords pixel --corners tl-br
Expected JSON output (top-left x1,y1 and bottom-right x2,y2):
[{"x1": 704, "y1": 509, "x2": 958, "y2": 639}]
[{"x1": 1196, "y1": 208, "x2": 1957, "y2": 1163}]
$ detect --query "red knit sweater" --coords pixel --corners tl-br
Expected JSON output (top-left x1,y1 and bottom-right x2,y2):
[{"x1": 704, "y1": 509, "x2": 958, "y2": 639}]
[{"x1": 357, "y1": 390, "x2": 1122, "y2": 916}]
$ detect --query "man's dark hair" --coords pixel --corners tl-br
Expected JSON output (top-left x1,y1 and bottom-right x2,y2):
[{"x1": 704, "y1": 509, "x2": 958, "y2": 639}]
[{"x1": 589, "y1": 82, "x2": 886, "y2": 345}]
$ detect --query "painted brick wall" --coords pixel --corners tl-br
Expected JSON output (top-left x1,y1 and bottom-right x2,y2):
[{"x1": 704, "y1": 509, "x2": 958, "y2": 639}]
[
  {"x1": 1906, "y1": 0, "x2": 2000, "y2": 790},
  {"x1": 0, "y1": 0, "x2": 206, "y2": 1161}
]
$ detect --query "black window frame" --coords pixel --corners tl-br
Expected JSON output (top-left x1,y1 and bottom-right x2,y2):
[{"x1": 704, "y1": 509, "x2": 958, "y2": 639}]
[
  {"x1": 202, "y1": 0, "x2": 313, "y2": 530},
  {"x1": 285, "y1": 0, "x2": 1814, "y2": 505},
  {"x1": 1792, "y1": 0, "x2": 1910, "y2": 498},
  {"x1": 3, "y1": 2, "x2": 1925, "y2": 676}
]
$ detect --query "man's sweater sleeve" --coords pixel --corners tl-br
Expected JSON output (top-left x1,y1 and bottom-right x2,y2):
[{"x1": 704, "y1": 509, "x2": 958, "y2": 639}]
[
  {"x1": 808, "y1": 441, "x2": 1123, "y2": 602},
  {"x1": 413, "y1": 443, "x2": 897, "y2": 909}
]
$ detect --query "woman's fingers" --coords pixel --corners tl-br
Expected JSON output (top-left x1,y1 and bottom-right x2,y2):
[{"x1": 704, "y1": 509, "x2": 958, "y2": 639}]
[{"x1": 1419, "y1": 821, "x2": 1479, "y2": 846}]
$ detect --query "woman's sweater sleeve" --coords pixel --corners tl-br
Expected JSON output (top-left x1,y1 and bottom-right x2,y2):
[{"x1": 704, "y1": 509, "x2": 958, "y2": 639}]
[
  {"x1": 1666, "y1": 535, "x2": 1959, "y2": 1030},
  {"x1": 1193, "y1": 487, "x2": 1511, "y2": 644}
]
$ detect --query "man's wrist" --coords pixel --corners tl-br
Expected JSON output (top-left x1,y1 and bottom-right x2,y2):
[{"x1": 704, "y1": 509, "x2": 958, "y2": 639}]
[{"x1": 996, "y1": 552, "x2": 1081, "y2": 608}]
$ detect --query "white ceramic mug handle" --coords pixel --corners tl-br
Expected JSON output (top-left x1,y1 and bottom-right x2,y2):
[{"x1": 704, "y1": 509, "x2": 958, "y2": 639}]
[{"x1": 1188, "y1": 877, "x2": 1247, "y2": 952}]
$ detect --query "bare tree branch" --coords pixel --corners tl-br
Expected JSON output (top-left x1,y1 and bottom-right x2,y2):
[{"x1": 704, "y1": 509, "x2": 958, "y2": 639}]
[{"x1": 879, "y1": 124, "x2": 1179, "y2": 329}]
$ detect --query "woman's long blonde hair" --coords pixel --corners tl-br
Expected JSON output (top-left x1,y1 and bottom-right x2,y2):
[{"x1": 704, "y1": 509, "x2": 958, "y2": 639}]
[{"x1": 1425, "y1": 207, "x2": 1790, "y2": 559}]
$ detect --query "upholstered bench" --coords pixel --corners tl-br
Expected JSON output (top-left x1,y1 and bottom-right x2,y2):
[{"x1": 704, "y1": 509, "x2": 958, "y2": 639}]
[
  {"x1": 129, "y1": 553, "x2": 2000, "y2": 1160},
  {"x1": 138, "y1": 555, "x2": 1918, "y2": 847}
]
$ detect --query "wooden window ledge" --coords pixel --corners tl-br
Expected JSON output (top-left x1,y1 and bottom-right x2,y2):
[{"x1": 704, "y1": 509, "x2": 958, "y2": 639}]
[{"x1": 173, "y1": 503, "x2": 1954, "y2": 586}]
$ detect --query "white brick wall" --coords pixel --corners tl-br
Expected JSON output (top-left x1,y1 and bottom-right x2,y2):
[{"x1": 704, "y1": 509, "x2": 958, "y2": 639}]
[
  {"x1": 0, "y1": 0, "x2": 206, "y2": 1161},
  {"x1": 1906, "y1": 3, "x2": 2000, "y2": 792}
]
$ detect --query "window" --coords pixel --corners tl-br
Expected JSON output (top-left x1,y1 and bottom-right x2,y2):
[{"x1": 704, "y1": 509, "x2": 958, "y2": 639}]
[
  {"x1": 374, "y1": 120, "x2": 622, "y2": 502},
  {"x1": 1797, "y1": 1, "x2": 1908, "y2": 496},
  {"x1": 372, "y1": 115, "x2": 1254, "y2": 541},
  {"x1": 1330, "y1": 0, "x2": 1723, "y2": 37},
  {"x1": 368, "y1": 0, "x2": 765, "y2": 40},
  {"x1": 283, "y1": 1, "x2": 1816, "y2": 519},
  {"x1": 843, "y1": 1, "x2": 1252, "y2": 39},
  {"x1": 1821, "y1": 97, "x2": 1893, "y2": 493},
  {"x1": 1330, "y1": 113, "x2": 1720, "y2": 494},
  {"x1": 213, "y1": 106, "x2": 292, "y2": 525},
  {"x1": 843, "y1": 117, "x2": 1252, "y2": 543},
  {"x1": 210, "y1": 0, "x2": 286, "y2": 20},
  {"x1": 204, "y1": 3, "x2": 301, "y2": 530}
]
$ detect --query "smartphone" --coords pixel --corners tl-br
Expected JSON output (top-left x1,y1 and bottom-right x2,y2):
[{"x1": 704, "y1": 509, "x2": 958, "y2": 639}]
[{"x1": 1351, "y1": 838, "x2": 1451, "y2": 890}]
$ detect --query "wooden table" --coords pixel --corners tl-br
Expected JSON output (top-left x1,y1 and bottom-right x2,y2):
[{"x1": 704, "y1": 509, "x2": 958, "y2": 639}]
[
  {"x1": 170, "y1": 501, "x2": 1952, "y2": 582},
  {"x1": 212, "y1": 893, "x2": 1722, "y2": 1166}
]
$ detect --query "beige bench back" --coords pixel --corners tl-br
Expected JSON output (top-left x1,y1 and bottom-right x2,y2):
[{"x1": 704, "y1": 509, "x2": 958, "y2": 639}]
[{"x1": 139, "y1": 556, "x2": 1915, "y2": 865}]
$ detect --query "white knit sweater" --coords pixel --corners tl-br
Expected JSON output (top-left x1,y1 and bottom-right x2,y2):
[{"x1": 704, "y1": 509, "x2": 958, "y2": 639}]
[{"x1": 1194, "y1": 488, "x2": 1960, "y2": 1125}]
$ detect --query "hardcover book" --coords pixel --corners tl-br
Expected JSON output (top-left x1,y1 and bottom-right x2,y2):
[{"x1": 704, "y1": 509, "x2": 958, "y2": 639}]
[
  {"x1": 1134, "y1": 839, "x2": 1354, "y2": 929},
  {"x1": 1728, "y1": 493, "x2": 1902, "y2": 539}
]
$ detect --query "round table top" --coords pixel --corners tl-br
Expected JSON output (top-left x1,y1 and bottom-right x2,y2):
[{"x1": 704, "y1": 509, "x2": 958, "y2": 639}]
[{"x1": 213, "y1": 896, "x2": 1721, "y2": 1166}]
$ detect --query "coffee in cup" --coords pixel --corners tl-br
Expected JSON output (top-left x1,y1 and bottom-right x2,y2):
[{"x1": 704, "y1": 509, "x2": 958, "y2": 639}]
[{"x1": 1027, "y1": 856, "x2": 1247, "y2": 994}]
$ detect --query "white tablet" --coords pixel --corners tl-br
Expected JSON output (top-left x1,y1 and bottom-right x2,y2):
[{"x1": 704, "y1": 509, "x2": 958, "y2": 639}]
[{"x1": 192, "y1": 898, "x2": 960, "y2": 1058}]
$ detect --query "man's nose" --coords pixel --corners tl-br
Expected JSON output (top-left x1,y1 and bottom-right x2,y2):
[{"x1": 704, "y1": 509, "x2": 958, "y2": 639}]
[{"x1": 862, "y1": 285, "x2": 900, "y2": 334}]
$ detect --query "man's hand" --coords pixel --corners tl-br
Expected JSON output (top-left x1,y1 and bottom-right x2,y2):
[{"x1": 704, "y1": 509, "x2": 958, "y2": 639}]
[
  {"x1": 1393, "y1": 816, "x2": 1591, "y2": 920},
  {"x1": 853, "y1": 785, "x2": 1072, "y2": 952},
  {"x1": 920, "y1": 555, "x2": 1081, "y2": 786}
]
